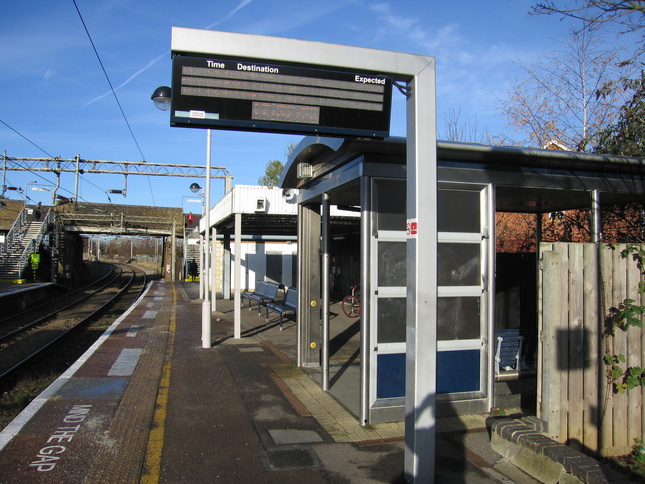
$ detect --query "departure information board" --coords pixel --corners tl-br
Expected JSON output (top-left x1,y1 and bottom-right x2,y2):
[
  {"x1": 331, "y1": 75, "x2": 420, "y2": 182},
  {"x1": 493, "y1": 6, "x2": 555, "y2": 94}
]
[{"x1": 170, "y1": 55, "x2": 392, "y2": 138}]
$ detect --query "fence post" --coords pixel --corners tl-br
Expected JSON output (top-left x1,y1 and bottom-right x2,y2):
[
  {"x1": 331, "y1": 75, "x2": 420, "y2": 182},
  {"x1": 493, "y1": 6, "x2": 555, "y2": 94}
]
[{"x1": 542, "y1": 249, "x2": 564, "y2": 441}]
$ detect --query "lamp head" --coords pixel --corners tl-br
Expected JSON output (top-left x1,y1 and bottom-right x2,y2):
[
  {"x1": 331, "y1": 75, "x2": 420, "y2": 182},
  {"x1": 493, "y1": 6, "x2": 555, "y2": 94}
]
[
  {"x1": 151, "y1": 86, "x2": 172, "y2": 111},
  {"x1": 189, "y1": 183, "x2": 202, "y2": 193}
]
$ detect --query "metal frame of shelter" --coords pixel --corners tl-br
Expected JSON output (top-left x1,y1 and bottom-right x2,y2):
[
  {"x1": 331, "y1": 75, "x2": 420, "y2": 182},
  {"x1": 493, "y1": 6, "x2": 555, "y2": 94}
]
[{"x1": 170, "y1": 27, "x2": 438, "y2": 482}]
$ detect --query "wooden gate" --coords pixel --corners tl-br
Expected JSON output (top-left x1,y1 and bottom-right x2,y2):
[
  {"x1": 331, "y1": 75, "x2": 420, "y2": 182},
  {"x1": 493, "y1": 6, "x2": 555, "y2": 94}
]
[{"x1": 539, "y1": 242, "x2": 644, "y2": 456}]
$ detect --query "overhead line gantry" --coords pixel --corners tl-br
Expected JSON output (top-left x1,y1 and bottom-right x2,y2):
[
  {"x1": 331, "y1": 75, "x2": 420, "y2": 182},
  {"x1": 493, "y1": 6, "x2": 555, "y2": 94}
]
[{"x1": 1, "y1": 152, "x2": 233, "y2": 201}]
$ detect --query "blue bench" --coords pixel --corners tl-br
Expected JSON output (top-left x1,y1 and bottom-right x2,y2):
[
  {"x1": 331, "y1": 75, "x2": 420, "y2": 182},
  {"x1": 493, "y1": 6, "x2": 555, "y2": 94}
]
[
  {"x1": 495, "y1": 329, "x2": 524, "y2": 381},
  {"x1": 241, "y1": 281, "x2": 280, "y2": 314},
  {"x1": 266, "y1": 287, "x2": 297, "y2": 330},
  {"x1": 242, "y1": 281, "x2": 266, "y2": 309}
]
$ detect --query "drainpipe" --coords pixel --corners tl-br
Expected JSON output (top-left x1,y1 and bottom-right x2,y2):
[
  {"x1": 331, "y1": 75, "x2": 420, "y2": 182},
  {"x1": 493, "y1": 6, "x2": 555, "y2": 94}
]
[{"x1": 590, "y1": 190, "x2": 602, "y2": 243}]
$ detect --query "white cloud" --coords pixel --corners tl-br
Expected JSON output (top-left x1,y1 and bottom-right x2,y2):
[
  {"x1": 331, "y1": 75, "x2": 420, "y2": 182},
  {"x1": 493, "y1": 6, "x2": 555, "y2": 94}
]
[
  {"x1": 365, "y1": 3, "x2": 538, "y2": 137},
  {"x1": 368, "y1": 2, "x2": 462, "y2": 55}
]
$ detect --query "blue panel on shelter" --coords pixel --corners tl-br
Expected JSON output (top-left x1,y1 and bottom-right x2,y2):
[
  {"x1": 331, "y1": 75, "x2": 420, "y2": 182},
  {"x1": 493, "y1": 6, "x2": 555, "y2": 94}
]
[
  {"x1": 437, "y1": 350, "x2": 480, "y2": 393},
  {"x1": 377, "y1": 353, "x2": 406, "y2": 398}
]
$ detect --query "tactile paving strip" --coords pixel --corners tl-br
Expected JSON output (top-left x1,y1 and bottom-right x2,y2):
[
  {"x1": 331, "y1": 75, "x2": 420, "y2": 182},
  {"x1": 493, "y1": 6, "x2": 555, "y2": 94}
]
[{"x1": 83, "y1": 288, "x2": 172, "y2": 482}]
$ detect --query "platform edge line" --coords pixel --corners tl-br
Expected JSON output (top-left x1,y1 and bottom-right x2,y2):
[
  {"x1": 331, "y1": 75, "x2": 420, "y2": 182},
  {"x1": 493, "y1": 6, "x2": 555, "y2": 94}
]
[{"x1": 0, "y1": 281, "x2": 153, "y2": 451}]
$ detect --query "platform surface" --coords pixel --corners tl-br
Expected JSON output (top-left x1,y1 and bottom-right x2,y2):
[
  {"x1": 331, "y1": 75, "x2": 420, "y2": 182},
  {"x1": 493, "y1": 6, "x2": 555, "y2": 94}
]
[{"x1": 0, "y1": 280, "x2": 534, "y2": 483}]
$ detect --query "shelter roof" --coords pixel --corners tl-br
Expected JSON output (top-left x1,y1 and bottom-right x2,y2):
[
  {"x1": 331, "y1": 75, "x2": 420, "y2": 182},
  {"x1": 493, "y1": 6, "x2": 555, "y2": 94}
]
[
  {"x1": 206, "y1": 185, "x2": 358, "y2": 237},
  {"x1": 280, "y1": 137, "x2": 645, "y2": 213}
]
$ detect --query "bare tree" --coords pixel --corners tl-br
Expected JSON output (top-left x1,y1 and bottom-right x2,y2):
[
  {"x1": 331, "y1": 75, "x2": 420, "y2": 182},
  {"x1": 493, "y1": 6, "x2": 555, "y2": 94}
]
[
  {"x1": 532, "y1": 1, "x2": 645, "y2": 59},
  {"x1": 441, "y1": 108, "x2": 493, "y2": 143},
  {"x1": 499, "y1": 25, "x2": 634, "y2": 150}
]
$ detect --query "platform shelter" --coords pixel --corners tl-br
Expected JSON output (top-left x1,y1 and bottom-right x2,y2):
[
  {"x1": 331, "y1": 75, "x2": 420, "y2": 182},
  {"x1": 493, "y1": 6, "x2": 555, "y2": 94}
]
[{"x1": 278, "y1": 136, "x2": 645, "y2": 426}]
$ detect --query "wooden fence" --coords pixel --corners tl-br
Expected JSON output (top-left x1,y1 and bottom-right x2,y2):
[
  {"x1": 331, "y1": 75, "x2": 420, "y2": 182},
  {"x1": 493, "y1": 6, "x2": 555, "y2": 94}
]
[{"x1": 539, "y1": 242, "x2": 644, "y2": 456}]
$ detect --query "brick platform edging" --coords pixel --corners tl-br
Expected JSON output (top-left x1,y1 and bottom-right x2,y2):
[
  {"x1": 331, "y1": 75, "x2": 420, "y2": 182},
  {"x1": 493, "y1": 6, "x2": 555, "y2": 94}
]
[{"x1": 490, "y1": 417, "x2": 631, "y2": 483}]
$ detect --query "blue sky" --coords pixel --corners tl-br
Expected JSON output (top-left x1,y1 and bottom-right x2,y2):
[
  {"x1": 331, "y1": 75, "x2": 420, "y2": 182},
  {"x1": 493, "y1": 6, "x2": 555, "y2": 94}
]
[{"x1": 0, "y1": 0, "x2": 632, "y2": 208}]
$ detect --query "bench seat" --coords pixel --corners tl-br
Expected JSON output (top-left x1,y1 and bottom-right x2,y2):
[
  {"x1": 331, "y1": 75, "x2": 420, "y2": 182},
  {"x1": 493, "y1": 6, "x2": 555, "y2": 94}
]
[
  {"x1": 266, "y1": 287, "x2": 297, "y2": 330},
  {"x1": 241, "y1": 281, "x2": 280, "y2": 314},
  {"x1": 495, "y1": 329, "x2": 524, "y2": 382}
]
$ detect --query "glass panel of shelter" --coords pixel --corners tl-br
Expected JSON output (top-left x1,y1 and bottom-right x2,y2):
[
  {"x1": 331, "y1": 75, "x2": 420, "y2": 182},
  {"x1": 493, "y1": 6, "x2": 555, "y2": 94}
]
[
  {"x1": 368, "y1": 180, "x2": 490, "y2": 408},
  {"x1": 370, "y1": 179, "x2": 407, "y2": 405},
  {"x1": 436, "y1": 185, "x2": 488, "y2": 395}
]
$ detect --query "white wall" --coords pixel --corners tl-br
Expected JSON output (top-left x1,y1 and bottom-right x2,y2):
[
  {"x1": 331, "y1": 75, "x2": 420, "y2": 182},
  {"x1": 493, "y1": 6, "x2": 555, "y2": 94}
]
[{"x1": 230, "y1": 241, "x2": 297, "y2": 290}]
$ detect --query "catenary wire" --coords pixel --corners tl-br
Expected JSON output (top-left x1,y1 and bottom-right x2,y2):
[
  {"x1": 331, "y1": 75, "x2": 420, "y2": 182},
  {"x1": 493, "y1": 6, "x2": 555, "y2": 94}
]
[{"x1": 71, "y1": 0, "x2": 147, "y2": 164}]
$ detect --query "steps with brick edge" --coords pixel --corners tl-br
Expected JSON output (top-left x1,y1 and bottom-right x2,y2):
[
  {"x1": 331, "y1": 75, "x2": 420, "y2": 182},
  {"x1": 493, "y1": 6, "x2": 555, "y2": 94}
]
[{"x1": 491, "y1": 416, "x2": 632, "y2": 483}]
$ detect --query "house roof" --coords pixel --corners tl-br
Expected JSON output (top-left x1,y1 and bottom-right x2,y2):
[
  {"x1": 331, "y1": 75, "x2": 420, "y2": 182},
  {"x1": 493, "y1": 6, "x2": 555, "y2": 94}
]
[{"x1": 0, "y1": 199, "x2": 26, "y2": 232}]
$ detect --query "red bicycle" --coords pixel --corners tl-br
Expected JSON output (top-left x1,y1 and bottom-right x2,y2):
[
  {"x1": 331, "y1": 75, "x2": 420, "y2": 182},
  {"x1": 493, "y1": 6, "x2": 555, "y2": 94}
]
[{"x1": 341, "y1": 284, "x2": 361, "y2": 318}]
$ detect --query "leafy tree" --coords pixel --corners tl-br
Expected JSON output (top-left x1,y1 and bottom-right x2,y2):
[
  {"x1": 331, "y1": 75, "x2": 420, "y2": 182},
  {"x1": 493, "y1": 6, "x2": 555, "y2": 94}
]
[
  {"x1": 592, "y1": 73, "x2": 645, "y2": 253},
  {"x1": 258, "y1": 159, "x2": 285, "y2": 186},
  {"x1": 495, "y1": 213, "x2": 538, "y2": 252},
  {"x1": 499, "y1": 25, "x2": 633, "y2": 150},
  {"x1": 257, "y1": 143, "x2": 298, "y2": 186},
  {"x1": 595, "y1": 70, "x2": 645, "y2": 156}
]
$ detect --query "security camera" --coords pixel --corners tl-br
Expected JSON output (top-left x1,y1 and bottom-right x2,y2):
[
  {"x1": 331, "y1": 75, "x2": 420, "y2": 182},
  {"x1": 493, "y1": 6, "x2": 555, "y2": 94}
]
[{"x1": 282, "y1": 188, "x2": 298, "y2": 201}]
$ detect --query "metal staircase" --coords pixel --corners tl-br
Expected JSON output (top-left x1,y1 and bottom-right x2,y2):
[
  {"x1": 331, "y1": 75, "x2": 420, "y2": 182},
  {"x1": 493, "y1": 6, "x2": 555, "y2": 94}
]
[{"x1": 0, "y1": 208, "x2": 51, "y2": 280}]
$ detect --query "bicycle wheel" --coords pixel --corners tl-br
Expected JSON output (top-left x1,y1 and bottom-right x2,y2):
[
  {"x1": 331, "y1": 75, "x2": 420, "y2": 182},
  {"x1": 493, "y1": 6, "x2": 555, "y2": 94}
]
[{"x1": 341, "y1": 295, "x2": 361, "y2": 318}]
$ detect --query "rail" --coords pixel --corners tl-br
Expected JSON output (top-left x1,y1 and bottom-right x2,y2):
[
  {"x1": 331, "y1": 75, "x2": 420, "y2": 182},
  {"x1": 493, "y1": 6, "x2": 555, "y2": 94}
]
[{"x1": 0, "y1": 263, "x2": 146, "y2": 382}]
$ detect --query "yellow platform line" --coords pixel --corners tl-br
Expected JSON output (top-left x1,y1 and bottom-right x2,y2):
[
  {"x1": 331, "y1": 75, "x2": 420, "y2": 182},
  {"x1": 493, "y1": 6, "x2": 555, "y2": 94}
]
[{"x1": 141, "y1": 284, "x2": 177, "y2": 484}]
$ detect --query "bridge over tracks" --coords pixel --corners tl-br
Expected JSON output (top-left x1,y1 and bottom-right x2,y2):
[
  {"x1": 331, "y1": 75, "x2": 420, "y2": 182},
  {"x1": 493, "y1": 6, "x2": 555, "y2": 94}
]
[{"x1": 55, "y1": 202, "x2": 184, "y2": 236}]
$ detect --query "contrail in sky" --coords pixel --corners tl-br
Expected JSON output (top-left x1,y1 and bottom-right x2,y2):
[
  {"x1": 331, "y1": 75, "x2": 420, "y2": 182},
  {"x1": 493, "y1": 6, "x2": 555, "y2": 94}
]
[
  {"x1": 206, "y1": 0, "x2": 253, "y2": 29},
  {"x1": 85, "y1": 0, "x2": 254, "y2": 106}
]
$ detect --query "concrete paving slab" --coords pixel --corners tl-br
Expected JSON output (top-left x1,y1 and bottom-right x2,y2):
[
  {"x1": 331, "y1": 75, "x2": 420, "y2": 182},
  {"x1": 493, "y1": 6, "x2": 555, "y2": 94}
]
[{"x1": 269, "y1": 429, "x2": 324, "y2": 444}]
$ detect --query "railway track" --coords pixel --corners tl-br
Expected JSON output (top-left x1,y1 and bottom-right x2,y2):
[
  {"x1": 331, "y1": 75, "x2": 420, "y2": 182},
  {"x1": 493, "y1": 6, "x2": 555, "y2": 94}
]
[{"x1": 0, "y1": 262, "x2": 149, "y2": 387}]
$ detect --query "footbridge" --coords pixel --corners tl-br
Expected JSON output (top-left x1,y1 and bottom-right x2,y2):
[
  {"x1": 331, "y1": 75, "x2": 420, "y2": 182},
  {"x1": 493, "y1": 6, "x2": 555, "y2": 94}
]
[
  {"x1": 56, "y1": 202, "x2": 184, "y2": 236},
  {"x1": 0, "y1": 201, "x2": 190, "y2": 284}
]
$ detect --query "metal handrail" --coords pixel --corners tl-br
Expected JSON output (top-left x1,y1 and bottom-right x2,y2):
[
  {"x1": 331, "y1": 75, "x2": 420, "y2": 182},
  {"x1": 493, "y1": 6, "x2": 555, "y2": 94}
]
[
  {"x1": 0, "y1": 207, "x2": 28, "y2": 263},
  {"x1": 16, "y1": 209, "x2": 53, "y2": 278}
]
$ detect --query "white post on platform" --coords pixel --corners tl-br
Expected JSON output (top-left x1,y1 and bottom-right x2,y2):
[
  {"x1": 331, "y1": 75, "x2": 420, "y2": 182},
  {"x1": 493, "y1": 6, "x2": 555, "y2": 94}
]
[
  {"x1": 234, "y1": 212, "x2": 242, "y2": 339},
  {"x1": 152, "y1": 84, "x2": 217, "y2": 346},
  {"x1": 211, "y1": 226, "x2": 217, "y2": 312},
  {"x1": 321, "y1": 193, "x2": 330, "y2": 391},
  {"x1": 201, "y1": 129, "x2": 212, "y2": 348}
]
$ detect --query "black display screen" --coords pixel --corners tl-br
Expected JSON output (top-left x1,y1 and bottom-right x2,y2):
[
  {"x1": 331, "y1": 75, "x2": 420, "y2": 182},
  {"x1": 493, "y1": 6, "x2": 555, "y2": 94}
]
[{"x1": 170, "y1": 55, "x2": 392, "y2": 138}]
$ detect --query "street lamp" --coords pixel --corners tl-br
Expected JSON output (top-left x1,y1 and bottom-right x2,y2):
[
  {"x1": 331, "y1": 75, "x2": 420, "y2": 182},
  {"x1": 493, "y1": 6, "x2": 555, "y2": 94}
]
[
  {"x1": 151, "y1": 86, "x2": 172, "y2": 111},
  {"x1": 152, "y1": 86, "x2": 213, "y2": 349},
  {"x1": 189, "y1": 183, "x2": 205, "y2": 216},
  {"x1": 24, "y1": 180, "x2": 37, "y2": 206}
]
